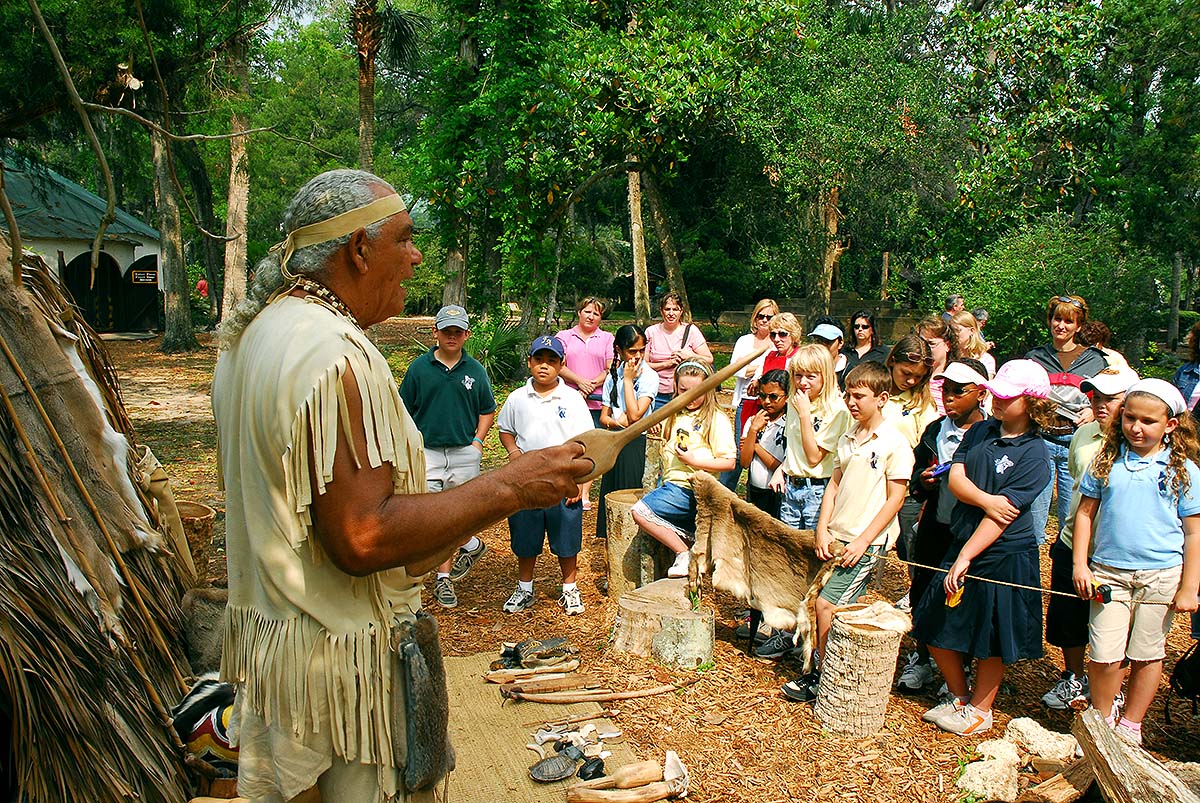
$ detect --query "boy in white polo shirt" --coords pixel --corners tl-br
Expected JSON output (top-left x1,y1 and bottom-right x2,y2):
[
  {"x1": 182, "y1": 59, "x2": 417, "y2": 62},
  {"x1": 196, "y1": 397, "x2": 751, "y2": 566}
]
[
  {"x1": 497, "y1": 335, "x2": 594, "y2": 614},
  {"x1": 783, "y1": 360, "x2": 914, "y2": 702}
]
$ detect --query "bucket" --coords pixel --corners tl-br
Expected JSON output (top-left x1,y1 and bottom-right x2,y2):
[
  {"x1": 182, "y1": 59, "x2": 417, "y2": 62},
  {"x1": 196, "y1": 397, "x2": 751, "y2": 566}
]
[{"x1": 176, "y1": 500, "x2": 216, "y2": 569}]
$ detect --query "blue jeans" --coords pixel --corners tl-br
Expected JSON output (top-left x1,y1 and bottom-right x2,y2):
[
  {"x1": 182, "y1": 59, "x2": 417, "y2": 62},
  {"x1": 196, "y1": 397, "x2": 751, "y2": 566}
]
[
  {"x1": 718, "y1": 404, "x2": 744, "y2": 491},
  {"x1": 1192, "y1": 611, "x2": 1199, "y2": 640},
  {"x1": 780, "y1": 478, "x2": 826, "y2": 530},
  {"x1": 1030, "y1": 436, "x2": 1070, "y2": 545},
  {"x1": 652, "y1": 391, "x2": 673, "y2": 412}
]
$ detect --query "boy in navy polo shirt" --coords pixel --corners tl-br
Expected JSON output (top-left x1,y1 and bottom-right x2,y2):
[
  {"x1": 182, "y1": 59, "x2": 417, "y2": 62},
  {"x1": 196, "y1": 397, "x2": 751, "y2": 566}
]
[
  {"x1": 399, "y1": 304, "x2": 496, "y2": 608},
  {"x1": 497, "y1": 336, "x2": 593, "y2": 614}
]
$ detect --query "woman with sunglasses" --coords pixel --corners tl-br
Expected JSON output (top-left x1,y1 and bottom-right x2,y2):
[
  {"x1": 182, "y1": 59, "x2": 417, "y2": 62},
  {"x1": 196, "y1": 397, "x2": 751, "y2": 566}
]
[
  {"x1": 721, "y1": 298, "x2": 779, "y2": 490},
  {"x1": 1024, "y1": 295, "x2": 1108, "y2": 544},
  {"x1": 841, "y1": 310, "x2": 891, "y2": 379},
  {"x1": 742, "y1": 313, "x2": 804, "y2": 421}
]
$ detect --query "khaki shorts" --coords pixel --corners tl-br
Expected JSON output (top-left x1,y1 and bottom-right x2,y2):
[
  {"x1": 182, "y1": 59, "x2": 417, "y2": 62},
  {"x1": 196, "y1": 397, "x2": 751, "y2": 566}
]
[
  {"x1": 819, "y1": 544, "x2": 884, "y2": 605},
  {"x1": 1088, "y1": 563, "x2": 1182, "y2": 664}
]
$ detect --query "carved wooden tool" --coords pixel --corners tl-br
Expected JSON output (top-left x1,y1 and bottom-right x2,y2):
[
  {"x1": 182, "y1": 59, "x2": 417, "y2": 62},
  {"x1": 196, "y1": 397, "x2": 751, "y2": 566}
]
[
  {"x1": 572, "y1": 345, "x2": 769, "y2": 482},
  {"x1": 569, "y1": 760, "x2": 663, "y2": 791}
]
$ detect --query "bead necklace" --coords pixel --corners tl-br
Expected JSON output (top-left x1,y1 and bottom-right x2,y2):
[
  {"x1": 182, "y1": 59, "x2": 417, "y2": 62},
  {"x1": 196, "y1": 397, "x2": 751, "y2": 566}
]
[
  {"x1": 295, "y1": 277, "x2": 361, "y2": 330},
  {"x1": 1122, "y1": 448, "x2": 1163, "y2": 472}
]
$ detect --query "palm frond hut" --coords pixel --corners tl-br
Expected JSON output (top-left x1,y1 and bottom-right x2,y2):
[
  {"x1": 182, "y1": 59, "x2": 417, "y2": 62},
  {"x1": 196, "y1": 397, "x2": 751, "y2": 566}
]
[{"x1": 0, "y1": 247, "x2": 195, "y2": 803}]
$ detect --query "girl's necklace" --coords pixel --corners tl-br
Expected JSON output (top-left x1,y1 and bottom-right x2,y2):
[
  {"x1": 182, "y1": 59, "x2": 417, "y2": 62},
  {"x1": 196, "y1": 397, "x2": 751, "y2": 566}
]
[
  {"x1": 1122, "y1": 448, "x2": 1162, "y2": 472},
  {"x1": 296, "y1": 277, "x2": 361, "y2": 330}
]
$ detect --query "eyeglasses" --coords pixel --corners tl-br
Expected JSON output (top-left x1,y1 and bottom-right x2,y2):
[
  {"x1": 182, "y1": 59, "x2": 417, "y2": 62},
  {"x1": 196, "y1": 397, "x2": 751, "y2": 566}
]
[
  {"x1": 755, "y1": 313, "x2": 774, "y2": 321},
  {"x1": 769, "y1": 331, "x2": 790, "y2": 339},
  {"x1": 897, "y1": 351, "x2": 935, "y2": 367},
  {"x1": 1053, "y1": 296, "x2": 1086, "y2": 310},
  {"x1": 853, "y1": 323, "x2": 871, "y2": 330},
  {"x1": 757, "y1": 392, "x2": 784, "y2": 402}
]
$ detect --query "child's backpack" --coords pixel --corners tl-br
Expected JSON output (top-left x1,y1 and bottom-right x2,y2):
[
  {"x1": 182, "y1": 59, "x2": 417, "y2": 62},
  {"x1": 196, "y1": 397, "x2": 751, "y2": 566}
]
[{"x1": 1166, "y1": 639, "x2": 1200, "y2": 724}]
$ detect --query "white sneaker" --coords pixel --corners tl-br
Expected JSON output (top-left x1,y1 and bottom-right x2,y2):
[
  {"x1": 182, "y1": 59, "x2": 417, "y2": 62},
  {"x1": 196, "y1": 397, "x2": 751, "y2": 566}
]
[
  {"x1": 559, "y1": 586, "x2": 585, "y2": 616},
  {"x1": 923, "y1": 695, "x2": 968, "y2": 723},
  {"x1": 502, "y1": 586, "x2": 535, "y2": 613},
  {"x1": 936, "y1": 702, "x2": 993, "y2": 735},
  {"x1": 896, "y1": 652, "x2": 934, "y2": 693},
  {"x1": 667, "y1": 550, "x2": 690, "y2": 578},
  {"x1": 1042, "y1": 672, "x2": 1088, "y2": 710}
]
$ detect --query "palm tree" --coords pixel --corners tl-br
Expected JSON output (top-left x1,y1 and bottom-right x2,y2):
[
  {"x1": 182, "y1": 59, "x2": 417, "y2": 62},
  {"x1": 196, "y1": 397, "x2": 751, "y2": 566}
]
[{"x1": 350, "y1": 0, "x2": 426, "y2": 171}]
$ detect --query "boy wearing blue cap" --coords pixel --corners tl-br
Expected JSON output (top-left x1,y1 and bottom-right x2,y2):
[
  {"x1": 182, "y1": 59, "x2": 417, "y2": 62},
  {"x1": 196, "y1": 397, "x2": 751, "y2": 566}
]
[{"x1": 496, "y1": 335, "x2": 594, "y2": 614}]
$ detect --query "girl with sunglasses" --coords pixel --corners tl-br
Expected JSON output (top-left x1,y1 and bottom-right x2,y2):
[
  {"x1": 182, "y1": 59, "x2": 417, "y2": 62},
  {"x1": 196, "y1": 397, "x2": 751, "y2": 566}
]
[
  {"x1": 916, "y1": 316, "x2": 961, "y2": 415},
  {"x1": 841, "y1": 309, "x2": 890, "y2": 379},
  {"x1": 1024, "y1": 295, "x2": 1108, "y2": 544},
  {"x1": 721, "y1": 298, "x2": 779, "y2": 491}
]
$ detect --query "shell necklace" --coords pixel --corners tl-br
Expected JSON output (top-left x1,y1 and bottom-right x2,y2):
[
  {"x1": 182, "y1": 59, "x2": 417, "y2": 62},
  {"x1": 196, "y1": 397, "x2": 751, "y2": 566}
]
[{"x1": 296, "y1": 277, "x2": 361, "y2": 330}]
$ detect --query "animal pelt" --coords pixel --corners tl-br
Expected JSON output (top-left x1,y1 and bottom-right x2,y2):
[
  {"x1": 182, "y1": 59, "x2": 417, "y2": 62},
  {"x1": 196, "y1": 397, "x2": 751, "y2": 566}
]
[
  {"x1": 391, "y1": 611, "x2": 455, "y2": 793},
  {"x1": 689, "y1": 472, "x2": 843, "y2": 672}
]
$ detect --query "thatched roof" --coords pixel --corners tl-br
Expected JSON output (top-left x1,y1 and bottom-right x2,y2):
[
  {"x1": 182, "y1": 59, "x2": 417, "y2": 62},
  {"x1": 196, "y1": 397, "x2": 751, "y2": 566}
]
[{"x1": 0, "y1": 251, "x2": 193, "y2": 803}]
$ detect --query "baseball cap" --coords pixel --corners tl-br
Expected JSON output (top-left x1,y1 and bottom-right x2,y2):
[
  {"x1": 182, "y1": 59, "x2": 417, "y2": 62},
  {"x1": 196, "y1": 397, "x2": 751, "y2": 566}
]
[
  {"x1": 434, "y1": 305, "x2": 469, "y2": 330},
  {"x1": 808, "y1": 323, "x2": 843, "y2": 342},
  {"x1": 982, "y1": 359, "x2": 1051, "y2": 400},
  {"x1": 1126, "y1": 378, "x2": 1188, "y2": 417},
  {"x1": 1081, "y1": 367, "x2": 1139, "y2": 396},
  {"x1": 936, "y1": 361, "x2": 989, "y2": 387},
  {"x1": 529, "y1": 334, "x2": 566, "y2": 359}
]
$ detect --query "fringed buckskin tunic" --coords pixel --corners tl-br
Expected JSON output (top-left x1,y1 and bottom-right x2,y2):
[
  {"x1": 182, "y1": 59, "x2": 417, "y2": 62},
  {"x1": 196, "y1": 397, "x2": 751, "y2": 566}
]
[{"x1": 213, "y1": 295, "x2": 429, "y2": 802}]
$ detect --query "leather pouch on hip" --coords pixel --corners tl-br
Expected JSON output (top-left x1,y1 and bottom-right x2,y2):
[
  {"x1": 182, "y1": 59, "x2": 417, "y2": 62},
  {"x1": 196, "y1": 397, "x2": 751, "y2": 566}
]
[{"x1": 391, "y1": 611, "x2": 455, "y2": 792}]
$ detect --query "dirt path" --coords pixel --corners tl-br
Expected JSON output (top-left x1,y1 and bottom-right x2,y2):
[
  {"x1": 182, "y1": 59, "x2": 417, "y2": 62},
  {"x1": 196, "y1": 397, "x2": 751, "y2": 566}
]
[{"x1": 107, "y1": 320, "x2": 1200, "y2": 803}]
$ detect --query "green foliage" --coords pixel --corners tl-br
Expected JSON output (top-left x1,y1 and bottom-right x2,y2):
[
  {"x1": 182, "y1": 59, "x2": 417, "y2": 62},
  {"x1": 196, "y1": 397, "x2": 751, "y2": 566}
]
[
  {"x1": 681, "y1": 249, "x2": 753, "y2": 333},
  {"x1": 470, "y1": 314, "x2": 527, "y2": 384},
  {"x1": 943, "y1": 215, "x2": 1166, "y2": 358}
]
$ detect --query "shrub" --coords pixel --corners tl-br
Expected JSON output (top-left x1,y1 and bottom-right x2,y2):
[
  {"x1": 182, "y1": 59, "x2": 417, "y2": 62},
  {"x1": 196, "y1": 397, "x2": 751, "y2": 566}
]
[{"x1": 932, "y1": 215, "x2": 1167, "y2": 360}]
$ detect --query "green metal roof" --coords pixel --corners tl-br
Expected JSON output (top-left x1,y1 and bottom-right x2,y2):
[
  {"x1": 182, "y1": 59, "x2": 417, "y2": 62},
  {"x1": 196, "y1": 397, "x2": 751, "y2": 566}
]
[{"x1": 2, "y1": 156, "x2": 160, "y2": 244}]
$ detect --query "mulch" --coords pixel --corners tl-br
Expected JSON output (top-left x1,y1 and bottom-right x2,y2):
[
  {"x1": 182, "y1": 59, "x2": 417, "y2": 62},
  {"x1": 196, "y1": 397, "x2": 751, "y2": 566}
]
[{"x1": 107, "y1": 319, "x2": 1200, "y2": 803}]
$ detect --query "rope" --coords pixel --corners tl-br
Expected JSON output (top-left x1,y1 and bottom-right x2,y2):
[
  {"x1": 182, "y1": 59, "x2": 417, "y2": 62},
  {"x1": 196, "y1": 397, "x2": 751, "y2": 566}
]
[{"x1": 881, "y1": 552, "x2": 1182, "y2": 609}]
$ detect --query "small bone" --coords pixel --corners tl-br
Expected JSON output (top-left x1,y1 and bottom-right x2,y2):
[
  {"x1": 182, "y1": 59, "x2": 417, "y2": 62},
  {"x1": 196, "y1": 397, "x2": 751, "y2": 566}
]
[
  {"x1": 526, "y1": 743, "x2": 546, "y2": 759},
  {"x1": 535, "y1": 729, "x2": 564, "y2": 745}
]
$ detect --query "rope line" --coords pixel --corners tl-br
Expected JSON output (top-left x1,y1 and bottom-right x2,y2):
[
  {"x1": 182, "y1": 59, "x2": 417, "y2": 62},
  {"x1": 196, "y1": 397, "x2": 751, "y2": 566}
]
[{"x1": 880, "y1": 552, "x2": 1183, "y2": 610}]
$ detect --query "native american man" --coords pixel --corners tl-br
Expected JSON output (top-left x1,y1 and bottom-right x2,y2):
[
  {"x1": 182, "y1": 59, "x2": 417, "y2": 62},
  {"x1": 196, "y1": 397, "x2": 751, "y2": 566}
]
[{"x1": 213, "y1": 169, "x2": 588, "y2": 802}]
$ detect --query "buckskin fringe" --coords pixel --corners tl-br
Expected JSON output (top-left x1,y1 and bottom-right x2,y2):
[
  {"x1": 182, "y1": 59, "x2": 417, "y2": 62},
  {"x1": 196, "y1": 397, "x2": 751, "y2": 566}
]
[
  {"x1": 281, "y1": 336, "x2": 425, "y2": 554},
  {"x1": 222, "y1": 605, "x2": 396, "y2": 767}
]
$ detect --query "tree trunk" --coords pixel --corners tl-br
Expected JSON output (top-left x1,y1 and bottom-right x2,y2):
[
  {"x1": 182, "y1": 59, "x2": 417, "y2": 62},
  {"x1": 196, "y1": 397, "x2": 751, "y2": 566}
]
[
  {"x1": 221, "y1": 36, "x2": 251, "y2": 324},
  {"x1": 442, "y1": 234, "x2": 467, "y2": 307},
  {"x1": 353, "y1": 0, "x2": 381, "y2": 172},
  {"x1": 628, "y1": 158, "x2": 650, "y2": 326},
  {"x1": 1170, "y1": 251, "x2": 1183, "y2": 348},
  {"x1": 151, "y1": 129, "x2": 196, "y2": 352},
  {"x1": 815, "y1": 186, "x2": 845, "y2": 314},
  {"x1": 642, "y1": 171, "x2": 688, "y2": 319},
  {"x1": 176, "y1": 141, "x2": 221, "y2": 321}
]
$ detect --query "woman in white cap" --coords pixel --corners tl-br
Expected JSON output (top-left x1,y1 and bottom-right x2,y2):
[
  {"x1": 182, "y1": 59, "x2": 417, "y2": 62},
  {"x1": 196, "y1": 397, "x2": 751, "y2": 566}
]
[{"x1": 1072, "y1": 377, "x2": 1200, "y2": 745}]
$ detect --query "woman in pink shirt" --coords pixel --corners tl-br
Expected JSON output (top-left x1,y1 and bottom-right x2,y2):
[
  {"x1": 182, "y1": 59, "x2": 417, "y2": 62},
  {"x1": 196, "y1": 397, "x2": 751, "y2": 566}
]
[
  {"x1": 557, "y1": 296, "x2": 615, "y2": 509},
  {"x1": 645, "y1": 292, "x2": 713, "y2": 411}
]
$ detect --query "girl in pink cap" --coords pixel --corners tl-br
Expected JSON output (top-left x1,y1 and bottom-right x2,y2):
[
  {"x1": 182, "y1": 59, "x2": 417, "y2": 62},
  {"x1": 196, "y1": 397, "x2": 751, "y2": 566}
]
[{"x1": 911, "y1": 359, "x2": 1058, "y2": 736}]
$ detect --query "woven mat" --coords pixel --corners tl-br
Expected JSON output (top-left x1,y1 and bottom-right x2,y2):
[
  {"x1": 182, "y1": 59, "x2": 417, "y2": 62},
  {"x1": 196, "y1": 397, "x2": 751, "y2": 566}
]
[{"x1": 443, "y1": 653, "x2": 638, "y2": 803}]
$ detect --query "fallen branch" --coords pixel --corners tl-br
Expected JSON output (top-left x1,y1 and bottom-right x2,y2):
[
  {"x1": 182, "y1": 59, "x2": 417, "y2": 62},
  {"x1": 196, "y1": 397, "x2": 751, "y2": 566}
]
[
  {"x1": 521, "y1": 707, "x2": 621, "y2": 728},
  {"x1": 506, "y1": 677, "x2": 700, "y2": 704}
]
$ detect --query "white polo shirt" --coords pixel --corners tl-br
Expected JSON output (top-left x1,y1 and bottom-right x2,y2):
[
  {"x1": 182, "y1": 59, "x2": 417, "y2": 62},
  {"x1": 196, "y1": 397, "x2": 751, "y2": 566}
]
[
  {"x1": 828, "y1": 419, "x2": 915, "y2": 547},
  {"x1": 498, "y1": 377, "x2": 594, "y2": 452}
]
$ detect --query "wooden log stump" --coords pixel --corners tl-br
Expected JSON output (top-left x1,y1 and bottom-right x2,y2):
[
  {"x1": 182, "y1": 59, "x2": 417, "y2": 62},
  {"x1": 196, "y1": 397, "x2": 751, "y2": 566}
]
[
  {"x1": 813, "y1": 603, "x2": 906, "y2": 738},
  {"x1": 1072, "y1": 707, "x2": 1200, "y2": 803},
  {"x1": 605, "y1": 489, "x2": 670, "y2": 598},
  {"x1": 612, "y1": 578, "x2": 713, "y2": 670}
]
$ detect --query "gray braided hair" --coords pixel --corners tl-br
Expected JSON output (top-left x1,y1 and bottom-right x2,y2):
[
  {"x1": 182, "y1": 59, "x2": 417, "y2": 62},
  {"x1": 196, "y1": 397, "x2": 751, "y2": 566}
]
[{"x1": 218, "y1": 169, "x2": 397, "y2": 348}]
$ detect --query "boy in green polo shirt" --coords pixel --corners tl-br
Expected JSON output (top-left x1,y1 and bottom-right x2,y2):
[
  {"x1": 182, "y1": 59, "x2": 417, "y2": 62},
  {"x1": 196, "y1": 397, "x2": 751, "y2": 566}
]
[{"x1": 399, "y1": 304, "x2": 496, "y2": 608}]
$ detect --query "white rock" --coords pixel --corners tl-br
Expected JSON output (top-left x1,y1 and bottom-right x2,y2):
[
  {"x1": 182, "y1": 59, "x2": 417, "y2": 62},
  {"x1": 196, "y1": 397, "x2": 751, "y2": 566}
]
[
  {"x1": 957, "y1": 739, "x2": 1021, "y2": 802},
  {"x1": 1004, "y1": 717, "x2": 1078, "y2": 763}
]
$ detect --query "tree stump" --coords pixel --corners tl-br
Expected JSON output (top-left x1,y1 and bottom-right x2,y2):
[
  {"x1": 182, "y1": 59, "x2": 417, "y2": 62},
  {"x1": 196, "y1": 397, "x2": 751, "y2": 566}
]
[
  {"x1": 605, "y1": 489, "x2": 670, "y2": 598},
  {"x1": 1072, "y1": 708, "x2": 1200, "y2": 803},
  {"x1": 813, "y1": 603, "x2": 907, "y2": 737},
  {"x1": 612, "y1": 578, "x2": 713, "y2": 670}
]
